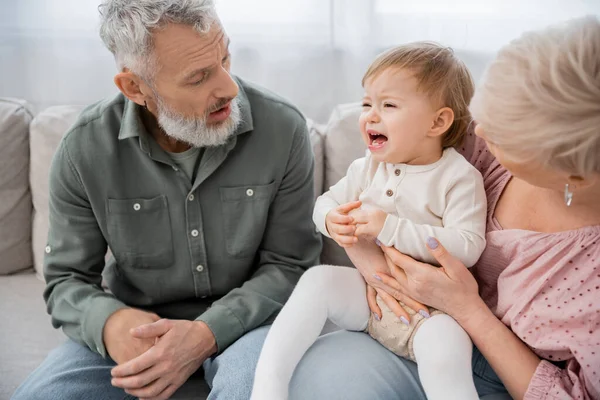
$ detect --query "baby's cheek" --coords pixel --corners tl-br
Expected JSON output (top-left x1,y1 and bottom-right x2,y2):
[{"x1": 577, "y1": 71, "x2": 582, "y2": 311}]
[{"x1": 359, "y1": 113, "x2": 370, "y2": 128}]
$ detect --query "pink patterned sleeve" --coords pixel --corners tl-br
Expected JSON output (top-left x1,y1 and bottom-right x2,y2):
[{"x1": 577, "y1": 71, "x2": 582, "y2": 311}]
[{"x1": 525, "y1": 357, "x2": 600, "y2": 400}]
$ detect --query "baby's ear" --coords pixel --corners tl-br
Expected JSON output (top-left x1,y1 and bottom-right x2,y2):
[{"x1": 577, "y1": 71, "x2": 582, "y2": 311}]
[{"x1": 428, "y1": 107, "x2": 454, "y2": 137}]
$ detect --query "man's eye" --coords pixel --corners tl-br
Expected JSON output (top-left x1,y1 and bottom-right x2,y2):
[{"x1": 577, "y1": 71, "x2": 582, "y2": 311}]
[{"x1": 192, "y1": 73, "x2": 208, "y2": 86}]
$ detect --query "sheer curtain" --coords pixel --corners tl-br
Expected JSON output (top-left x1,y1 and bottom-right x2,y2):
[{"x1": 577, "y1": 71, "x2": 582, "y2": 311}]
[{"x1": 1, "y1": 0, "x2": 598, "y2": 122}]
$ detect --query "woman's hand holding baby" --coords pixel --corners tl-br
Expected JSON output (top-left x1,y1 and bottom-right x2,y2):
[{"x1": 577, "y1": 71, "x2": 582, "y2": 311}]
[{"x1": 325, "y1": 201, "x2": 362, "y2": 248}]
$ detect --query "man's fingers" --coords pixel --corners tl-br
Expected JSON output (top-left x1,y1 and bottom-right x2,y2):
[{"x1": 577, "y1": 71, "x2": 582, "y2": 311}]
[
  {"x1": 112, "y1": 364, "x2": 162, "y2": 390},
  {"x1": 336, "y1": 201, "x2": 362, "y2": 213},
  {"x1": 142, "y1": 384, "x2": 178, "y2": 400},
  {"x1": 125, "y1": 377, "x2": 170, "y2": 399},
  {"x1": 111, "y1": 347, "x2": 158, "y2": 378},
  {"x1": 131, "y1": 319, "x2": 172, "y2": 339},
  {"x1": 366, "y1": 285, "x2": 381, "y2": 320},
  {"x1": 377, "y1": 290, "x2": 411, "y2": 323}
]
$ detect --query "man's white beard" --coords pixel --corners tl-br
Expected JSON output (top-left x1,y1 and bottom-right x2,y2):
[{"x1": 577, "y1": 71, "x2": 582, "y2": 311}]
[{"x1": 156, "y1": 96, "x2": 241, "y2": 148}]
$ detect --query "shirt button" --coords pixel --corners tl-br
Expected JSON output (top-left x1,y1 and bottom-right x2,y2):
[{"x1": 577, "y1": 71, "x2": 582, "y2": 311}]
[
  {"x1": 386, "y1": 189, "x2": 393, "y2": 197},
  {"x1": 45, "y1": 246, "x2": 52, "y2": 254},
  {"x1": 172, "y1": 166, "x2": 179, "y2": 172},
  {"x1": 246, "y1": 189, "x2": 254, "y2": 197},
  {"x1": 188, "y1": 194, "x2": 195, "y2": 201},
  {"x1": 196, "y1": 265, "x2": 205, "y2": 272},
  {"x1": 191, "y1": 229, "x2": 199, "y2": 237},
  {"x1": 133, "y1": 203, "x2": 141, "y2": 211},
  {"x1": 395, "y1": 169, "x2": 401, "y2": 176}
]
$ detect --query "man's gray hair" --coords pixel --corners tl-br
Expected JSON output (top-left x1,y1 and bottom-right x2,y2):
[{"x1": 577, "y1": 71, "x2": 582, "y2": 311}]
[{"x1": 99, "y1": 0, "x2": 218, "y2": 78}]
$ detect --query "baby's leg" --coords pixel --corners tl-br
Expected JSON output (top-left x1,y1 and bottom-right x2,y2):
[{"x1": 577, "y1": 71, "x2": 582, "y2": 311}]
[
  {"x1": 251, "y1": 265, "x2": 370, "y2": 400},
  {"x1": 345, "y1": 237, "x2": 390, "y2": 279},
  {"x1": 413, "y1": 314, "x2": 478, "y2": 400}
]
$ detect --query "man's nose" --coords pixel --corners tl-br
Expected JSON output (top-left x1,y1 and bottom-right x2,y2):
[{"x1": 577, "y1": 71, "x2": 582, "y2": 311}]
[{"x1": 213, "y1": 68, "x2": 239, "y2": 100}]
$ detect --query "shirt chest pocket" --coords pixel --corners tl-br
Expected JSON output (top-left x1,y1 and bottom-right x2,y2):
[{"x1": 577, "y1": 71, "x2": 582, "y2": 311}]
[
  {"x1": 106, "y1": 195, "x2": 174, "y2": 269},
  {"x1": 220, "y1": 182, "x2": 276, "y2": 259}
]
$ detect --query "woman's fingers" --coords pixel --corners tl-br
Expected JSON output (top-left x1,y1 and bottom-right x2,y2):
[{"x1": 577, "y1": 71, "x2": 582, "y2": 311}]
[
  {"x1": 383, "y1": 255, "x2": 410, "y2": 287},
  {"x1": 366, "y1": 285, "x2": 381, "y2": 320},
  {"x1": 395, "y1": 294, "x2": 429, "y2": 318},
  {"x1": 372, "y1": 272, "x2": 429, "y2": 317},
  {"x1": 424, "y1": 237, "x2": 464, "y2": 276},
  {"x1": 381, "y1": 245, "x2": 423, "y2": 275},
  {"x1": 376, "y1": 290, "x2": 411, "y2": 323}
]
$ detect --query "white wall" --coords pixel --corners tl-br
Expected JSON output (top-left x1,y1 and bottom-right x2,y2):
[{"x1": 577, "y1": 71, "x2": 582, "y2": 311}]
[{"x1": 1, "y1": 0, "x2": 598, "y2": 123}]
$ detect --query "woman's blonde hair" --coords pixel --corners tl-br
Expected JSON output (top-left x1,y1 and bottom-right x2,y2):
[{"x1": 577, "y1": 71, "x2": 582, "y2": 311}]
[
  {"x1": 470, "y1": 16, "x2": 600, "y2": 177},
  {"x1": 363, "y1": 42, "x2": 475, "y2": 148}
]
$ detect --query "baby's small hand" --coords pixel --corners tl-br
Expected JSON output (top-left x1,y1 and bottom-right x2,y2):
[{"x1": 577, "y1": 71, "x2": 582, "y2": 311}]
[
  {"x1": 351, "y1": 208, "x2": 387, "y2": 239},
  {"x1": 325, "y1": 201, "x2": 362, "y2": 248}
]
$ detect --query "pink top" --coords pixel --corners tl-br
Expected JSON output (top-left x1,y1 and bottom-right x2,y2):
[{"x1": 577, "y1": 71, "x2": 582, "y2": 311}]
[{"x1": 461, "y1": 131, "x2": 600, "y2": 400}]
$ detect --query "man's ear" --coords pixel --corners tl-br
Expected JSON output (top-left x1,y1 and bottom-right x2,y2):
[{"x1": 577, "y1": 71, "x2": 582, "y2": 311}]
[
  {"x1": 114, "y1": 70, "x2": 152, "y2": 107},
  {"x1": 427, "y1": 107, "x2": 454, "y2": 138}
]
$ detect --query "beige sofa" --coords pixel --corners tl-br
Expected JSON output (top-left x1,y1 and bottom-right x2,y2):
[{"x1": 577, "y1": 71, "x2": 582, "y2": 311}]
[{"x1": 0, "y1": 97, "x2": 365, "y2": 399}]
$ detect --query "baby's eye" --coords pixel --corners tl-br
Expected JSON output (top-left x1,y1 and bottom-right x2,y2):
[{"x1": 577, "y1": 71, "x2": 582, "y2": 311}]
[
  {"x1": 384, "y1": 103, "x2": 396, "y2": 108},
  {"x1": 362, "y1": 103, "x2": 371, "y2": 108}
]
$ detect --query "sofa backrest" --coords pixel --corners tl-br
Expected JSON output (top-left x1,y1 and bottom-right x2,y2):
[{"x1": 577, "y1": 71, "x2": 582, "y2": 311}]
[
  {"x1": 3, "y1": 99, "x2": 365, "y2": 276},
  {"x1": 0, "y1": 99, "x2": 34, "y2": 275}
]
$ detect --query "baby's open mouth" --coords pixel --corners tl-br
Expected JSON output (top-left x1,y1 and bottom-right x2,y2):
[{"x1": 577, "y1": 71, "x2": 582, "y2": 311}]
[{"x1": 368, "y1": 131, "x2": 388, "y2": 147}]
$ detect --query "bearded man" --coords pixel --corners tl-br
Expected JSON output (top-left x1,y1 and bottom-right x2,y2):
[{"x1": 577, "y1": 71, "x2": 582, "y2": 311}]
[{"x1": 11, "y1": 1, "x2": 320, "y2": 399}]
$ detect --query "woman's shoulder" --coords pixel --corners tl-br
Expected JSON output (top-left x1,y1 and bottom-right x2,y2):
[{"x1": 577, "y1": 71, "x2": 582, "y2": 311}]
[
  {"x1": 457, "y1": 126, "x2": 498, "y2": 174},
  {"x1": 456, "y1": 126, "x2": 510, "y2": 205}
]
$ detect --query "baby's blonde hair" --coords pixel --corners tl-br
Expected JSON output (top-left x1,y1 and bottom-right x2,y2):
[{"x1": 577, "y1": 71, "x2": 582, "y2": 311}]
[
  {"x1": 363, "y1": 42, "x2": 475, "y2": 148},
  {"x1": 470, "y1": 16, "x2": 600, "y2": 177}
]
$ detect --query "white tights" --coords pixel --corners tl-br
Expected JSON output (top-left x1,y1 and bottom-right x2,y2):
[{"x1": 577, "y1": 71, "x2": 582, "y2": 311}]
[{"x1": 251, "y1": 265, "x2": 478, "y2": 400}]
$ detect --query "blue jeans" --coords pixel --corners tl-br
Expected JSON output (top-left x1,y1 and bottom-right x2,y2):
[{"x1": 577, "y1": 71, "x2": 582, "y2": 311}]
[{"x1": 13, "y1": 326, "x2": 510, "y2": 400}]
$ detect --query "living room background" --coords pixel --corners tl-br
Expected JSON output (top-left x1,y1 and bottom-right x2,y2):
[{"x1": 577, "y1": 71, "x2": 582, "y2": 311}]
[{"x1": 1, "y1": 0, "x2": 598, "y2": 122}]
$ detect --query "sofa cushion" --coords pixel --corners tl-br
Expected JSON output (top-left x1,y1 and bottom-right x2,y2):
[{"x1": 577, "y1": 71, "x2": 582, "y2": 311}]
[
  {"x1": 0, "y1": 271, "x2": 66, "y2": 398},
  {"x1": 30, "y1": 106, "x2": 86, "y2": 278},
  {"x1": 320, "y1": 103, "x2": 365, "y2": 267},
  {"x1": 0, "y1": 99, "x2": 34, "y2": 275}
]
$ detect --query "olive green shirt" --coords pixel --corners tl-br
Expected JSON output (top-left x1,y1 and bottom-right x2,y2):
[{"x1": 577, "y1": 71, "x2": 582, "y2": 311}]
[
  {"x1": 43, "y1": 77, "x2": 322, "y2": 357},
  {"x1": 167, "y1": 146, "x2": 202, "y2": 182}
]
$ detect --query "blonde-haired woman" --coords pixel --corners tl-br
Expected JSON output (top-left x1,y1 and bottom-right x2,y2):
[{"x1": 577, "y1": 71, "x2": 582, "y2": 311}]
[{"x1": 366, "y1": 15, "x2": 600, "y2": 400}]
